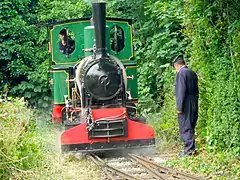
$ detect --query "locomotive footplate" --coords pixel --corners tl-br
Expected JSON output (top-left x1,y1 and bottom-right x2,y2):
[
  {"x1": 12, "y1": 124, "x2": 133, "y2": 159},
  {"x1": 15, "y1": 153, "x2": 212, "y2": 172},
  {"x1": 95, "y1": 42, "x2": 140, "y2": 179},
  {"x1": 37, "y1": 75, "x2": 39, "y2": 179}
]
[{"x1": 61, "y1": 138, "x2": 155, "y2": 153}]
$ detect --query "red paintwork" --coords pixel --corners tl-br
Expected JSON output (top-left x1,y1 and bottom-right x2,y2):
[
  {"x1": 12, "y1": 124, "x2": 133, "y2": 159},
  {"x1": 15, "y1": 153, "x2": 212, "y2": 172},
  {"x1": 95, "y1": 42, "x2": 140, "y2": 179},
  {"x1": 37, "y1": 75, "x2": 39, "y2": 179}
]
[
  {"x1": 52, "y1": 105, "x2": 64, "y2": 123},
  {"x1": 61, "y1": 107, "x2": 155, "y2": 145}
]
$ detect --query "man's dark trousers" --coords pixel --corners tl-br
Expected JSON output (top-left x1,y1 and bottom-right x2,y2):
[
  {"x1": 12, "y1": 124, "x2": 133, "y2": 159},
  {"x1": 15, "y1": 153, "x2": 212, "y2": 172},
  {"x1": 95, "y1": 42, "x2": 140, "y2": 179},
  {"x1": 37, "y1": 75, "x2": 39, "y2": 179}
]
[{"x1": 175, "y1": 66, "x2": 198, "y2": 154}]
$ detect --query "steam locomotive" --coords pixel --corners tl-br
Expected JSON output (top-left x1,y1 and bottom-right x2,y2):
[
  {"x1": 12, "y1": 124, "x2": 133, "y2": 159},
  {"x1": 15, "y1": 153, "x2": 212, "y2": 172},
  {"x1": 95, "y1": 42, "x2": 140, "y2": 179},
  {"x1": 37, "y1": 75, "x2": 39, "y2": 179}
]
[{"x1": 49, "y1": 2, "x2": 155, "y2": 153}]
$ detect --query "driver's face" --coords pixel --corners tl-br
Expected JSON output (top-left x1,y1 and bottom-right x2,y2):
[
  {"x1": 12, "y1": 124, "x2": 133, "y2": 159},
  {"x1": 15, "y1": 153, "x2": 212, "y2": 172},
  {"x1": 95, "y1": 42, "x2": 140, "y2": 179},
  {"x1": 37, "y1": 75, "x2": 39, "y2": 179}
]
[{"x1": 59, "y1": 34, "x2": 65, "y2": 41}]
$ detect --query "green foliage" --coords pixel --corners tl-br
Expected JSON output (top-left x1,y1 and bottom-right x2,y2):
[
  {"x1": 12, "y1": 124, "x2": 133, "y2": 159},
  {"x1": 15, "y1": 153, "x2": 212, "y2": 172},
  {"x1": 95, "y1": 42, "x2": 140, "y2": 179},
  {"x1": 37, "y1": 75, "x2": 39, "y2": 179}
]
[
  {"x1": 11, "y1": 60, "x2": 51, "y2": 108},
  {"x1": 107, "y1": 0, "x2": 186, "y2": 113},
  {"x1": 136, "y1": 0, "x2": 185, "y2": 108},
  {"x1": 163, "y1": 152, "x2": 240, "y2": 179},
  {"x1": 0, "y1": 0, "x2": 49, "y2": 108},
  {"x1": 0, "y1": 0, "x2": 39, "y2": 82},
  {"x1": 37, "y1": 0, "x2": 91, "y2": 22},
  {"x1": 0, "y1": 98, "x2": 45, "y2": 178},
  {"x1": 0, "y1": 97, "x2": 100, "y2": 180},
  {"x1": 184, "y1": 0, "x2": 240, "y2": 154},
  {"x1": 108, "y1": 0, "x2": 240, "y2": 156},
  {"x1": 0, "y1": 0, "x2": 90, "y2": 108},
  {"x1": 147, "y1": 67, "x2": 178, "y2": 140}
]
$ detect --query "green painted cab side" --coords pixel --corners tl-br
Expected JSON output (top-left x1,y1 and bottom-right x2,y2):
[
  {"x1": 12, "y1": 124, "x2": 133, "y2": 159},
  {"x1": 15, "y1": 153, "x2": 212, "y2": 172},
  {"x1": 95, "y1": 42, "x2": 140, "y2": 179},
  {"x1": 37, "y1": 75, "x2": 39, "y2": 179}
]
[
  {"x1": 51, "y1": 21, "x2": 89, "y2": 65},
  {"x1": 50, "y1": 19, "x2": 133, "y2": 65},
  {"x1": 126, "y1": 66, "x2": 138, "y2": 99},
  {"x1": 52, "y1": 70, "x2": 69, "y2": 104}
]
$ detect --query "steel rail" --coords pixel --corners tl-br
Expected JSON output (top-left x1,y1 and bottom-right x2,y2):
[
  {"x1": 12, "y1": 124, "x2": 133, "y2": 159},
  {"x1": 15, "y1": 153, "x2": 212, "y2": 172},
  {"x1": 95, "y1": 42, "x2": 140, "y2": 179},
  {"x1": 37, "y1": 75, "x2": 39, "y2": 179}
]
[
  {"x1": 88, "y1": 155, "x2": 116, "y2": 180},
  {"x1": 128, "y1": 154, "x2": 165, "y2": 180},
  {"x1": 89, "y1": 154, "x2": 136, "y2": 180},
  {"x1": 130, "y1": 154, "x2": 204, "y2": 180},
  {"x1": 89, "y1": 154, "x2": 204, "y2": 180}
]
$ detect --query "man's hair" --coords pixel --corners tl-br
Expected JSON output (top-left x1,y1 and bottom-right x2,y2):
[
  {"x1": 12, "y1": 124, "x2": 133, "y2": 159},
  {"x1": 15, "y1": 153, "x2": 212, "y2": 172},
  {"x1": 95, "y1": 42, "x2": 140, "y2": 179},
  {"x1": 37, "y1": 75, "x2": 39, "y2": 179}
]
[
  {"x1": 59, "y1": 29, "x2": 67, "y2": 36},
  {"x1": 172, "y1": 55, "x2": 185, "y2": 66}
]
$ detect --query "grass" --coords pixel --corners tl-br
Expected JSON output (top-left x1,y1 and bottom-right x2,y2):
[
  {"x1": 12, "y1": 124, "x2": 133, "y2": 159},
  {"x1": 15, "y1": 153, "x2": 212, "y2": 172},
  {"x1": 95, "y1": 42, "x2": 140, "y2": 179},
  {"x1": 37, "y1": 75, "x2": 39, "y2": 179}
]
[
  {"x1": 163, "y1": 150, "x2": 240, "y2": 180},
  {"x1": 145, "y1": 108, "x2": 240, "y2": 179},
  {"x1": 12, "y1": 153, "x2": 101, "y2": 180},
  {"x1": 2, "y1": 97, "x2": 239, "y2": 179},
  {"x1": 144, "y1": 94, "x2": 240, "y2": 179},
  {"x1": 0, "y1": 97, "x2": 100, "y2": 180}
]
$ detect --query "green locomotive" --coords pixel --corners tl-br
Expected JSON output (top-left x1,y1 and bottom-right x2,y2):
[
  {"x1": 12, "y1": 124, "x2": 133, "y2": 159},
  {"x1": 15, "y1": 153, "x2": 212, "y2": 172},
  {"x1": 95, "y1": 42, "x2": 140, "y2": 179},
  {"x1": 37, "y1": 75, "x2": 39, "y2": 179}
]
[
  {"x1": 49, "y1": 2, "x2": 155, "y2": 153},
  {"x1": 50, "y1": 17, "x2": 139, "y2": 122}
]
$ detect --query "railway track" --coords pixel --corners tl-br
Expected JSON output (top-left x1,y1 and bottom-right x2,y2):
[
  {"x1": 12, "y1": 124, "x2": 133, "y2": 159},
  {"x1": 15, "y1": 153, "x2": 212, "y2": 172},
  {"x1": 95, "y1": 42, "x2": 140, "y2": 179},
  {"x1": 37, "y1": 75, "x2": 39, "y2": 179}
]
[{"x1": 89, "y1": 154, "x2": 204, "y2": 180}]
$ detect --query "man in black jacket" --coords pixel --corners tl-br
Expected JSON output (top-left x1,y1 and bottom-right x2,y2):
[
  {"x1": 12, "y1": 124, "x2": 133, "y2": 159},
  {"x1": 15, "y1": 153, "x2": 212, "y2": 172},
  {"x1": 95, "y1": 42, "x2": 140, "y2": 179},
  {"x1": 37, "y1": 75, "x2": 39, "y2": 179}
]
[
  {"x1": 59, "y1": 29, "x2": 75, "y2": 55},
  {"x1": 172, "y1": 55, "x2": 199, "y2": 157}
]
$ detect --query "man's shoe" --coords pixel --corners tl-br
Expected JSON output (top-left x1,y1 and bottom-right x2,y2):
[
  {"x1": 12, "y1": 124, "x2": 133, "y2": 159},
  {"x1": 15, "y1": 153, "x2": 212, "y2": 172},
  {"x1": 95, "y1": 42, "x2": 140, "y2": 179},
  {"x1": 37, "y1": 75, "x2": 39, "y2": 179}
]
[
  {"x1": 178, "y1": 150, "x2": 196, "y2": 158},
  {"x1": 187, "y1": 150, "x2": 197, "y2": 156},
  {"x1": 178, "y1": 151, "x2": 187, "y2": 158}
]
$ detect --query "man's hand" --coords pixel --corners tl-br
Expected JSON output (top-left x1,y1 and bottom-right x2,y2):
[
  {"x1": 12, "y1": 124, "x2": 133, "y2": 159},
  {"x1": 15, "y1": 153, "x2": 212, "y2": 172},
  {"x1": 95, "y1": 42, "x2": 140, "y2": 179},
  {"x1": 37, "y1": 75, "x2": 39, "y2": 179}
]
[{"x1": 177, "y1": 110, "x2": 183, "y2": 114}]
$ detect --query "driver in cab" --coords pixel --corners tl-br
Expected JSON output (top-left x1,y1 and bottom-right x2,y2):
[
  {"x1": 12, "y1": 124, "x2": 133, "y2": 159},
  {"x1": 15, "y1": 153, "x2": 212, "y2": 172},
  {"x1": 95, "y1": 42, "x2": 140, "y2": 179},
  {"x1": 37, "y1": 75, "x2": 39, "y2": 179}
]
[{"x1": 59, "y1": 29, "x2": 75, "y2": 55}]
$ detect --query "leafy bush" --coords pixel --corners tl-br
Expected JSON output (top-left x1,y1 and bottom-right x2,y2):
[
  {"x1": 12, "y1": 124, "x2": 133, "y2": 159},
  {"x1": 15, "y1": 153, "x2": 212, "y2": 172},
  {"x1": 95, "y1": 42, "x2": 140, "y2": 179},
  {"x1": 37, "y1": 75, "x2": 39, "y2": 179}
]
[
  {"x1": 135, "y1": 0, "x2": 185, "y2": 108},
  {"x1": 108, "y1": 0, "x2": 240, "y2": 155},
  {"x1": 164, "y1": 151, "x2": 240, "y2": 179},
  {"x1": 184, "y1": 0, "x2": 240, "y2": 154},
  {"x1": 0, "y1": 97, "x2": 45, "y2": 179},
  {"x1": 0, "y1": 0, "x2": 91, "y2": 108},
  {"x1": 147, "y1": 67, "x2": 178, "y2": 138},
  {"x1": 0, "y1": 97, "x2": 101, "y2": 180},
  {"x1": 107, "y1": 0, "x2": 185, "y2": 114}
]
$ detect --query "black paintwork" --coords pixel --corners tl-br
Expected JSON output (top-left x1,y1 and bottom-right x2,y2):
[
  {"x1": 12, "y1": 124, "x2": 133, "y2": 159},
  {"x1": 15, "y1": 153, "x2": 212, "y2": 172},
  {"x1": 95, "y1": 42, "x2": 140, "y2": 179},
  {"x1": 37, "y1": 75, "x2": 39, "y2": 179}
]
[
  {"x1": 84, "y1": 60, "x2": 122, "y2": 101},
  {"x1": 61, "y1": 138, "x2": 155, "y2": 152},
  {"x1": 92, "y1": 3, "x2": 107, "y2": 57}
]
